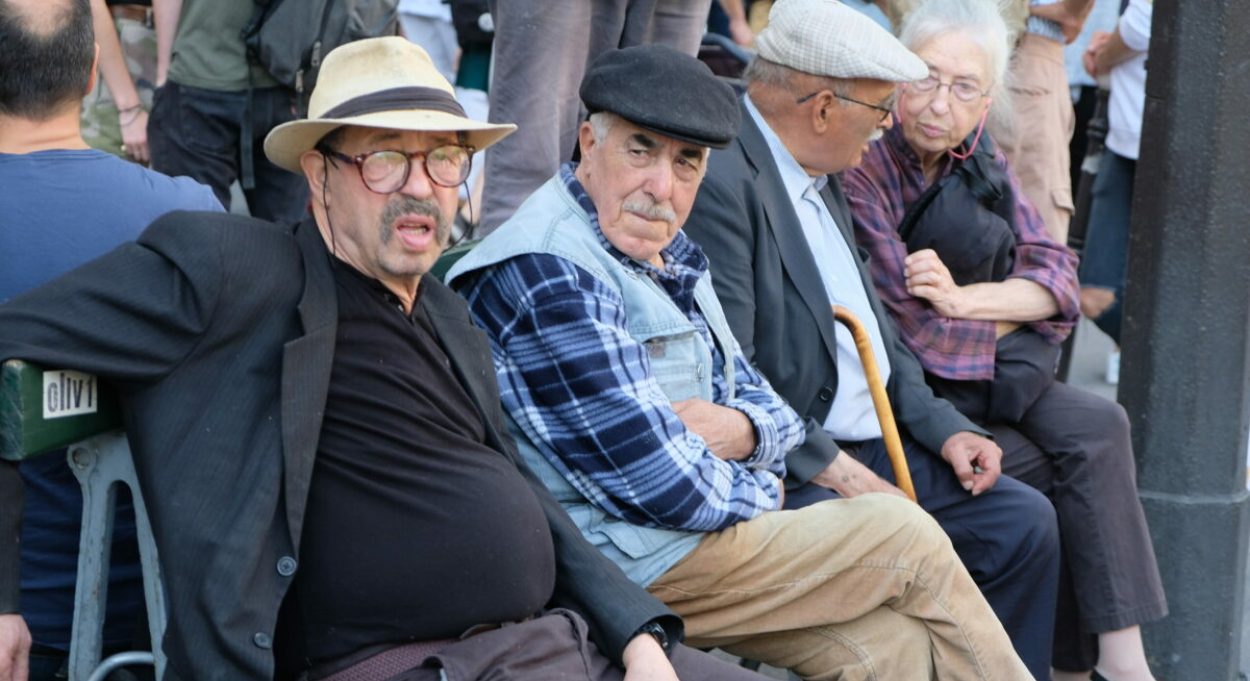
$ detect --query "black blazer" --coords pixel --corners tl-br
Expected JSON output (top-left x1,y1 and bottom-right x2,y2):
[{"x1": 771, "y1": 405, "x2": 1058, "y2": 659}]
[
  {"x1": 684, "y1": 104, "x2": 986, "y2": 485},
  {"x1": 0, "y1": 213, "x2": 675, "y2": 680}
]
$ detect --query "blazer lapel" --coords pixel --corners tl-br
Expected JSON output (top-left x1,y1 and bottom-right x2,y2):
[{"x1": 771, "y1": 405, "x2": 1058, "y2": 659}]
[
  {"x1": 738, "y1": 110, "x2": 842, "y2": 364},
  {"x1": 280, "y1": 221, "x2": 339, "y2": 550},
  {"x1": 419, "y1": 279, "x2": 500, "y2": 430}
]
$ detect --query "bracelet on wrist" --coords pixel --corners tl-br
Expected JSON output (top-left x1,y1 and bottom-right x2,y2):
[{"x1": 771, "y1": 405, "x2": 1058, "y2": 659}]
[{"x1": 118, "y1": 105, "x2": 144, "y2": 126}]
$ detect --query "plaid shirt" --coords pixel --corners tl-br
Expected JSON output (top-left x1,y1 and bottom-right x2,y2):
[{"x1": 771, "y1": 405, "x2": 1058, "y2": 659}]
[
  {"x1": 456, "y1": 165, "x2": 802, "y2": 532},
  {"x1": 841, "y1": 125, "x2": 1079, "y2": 381}
]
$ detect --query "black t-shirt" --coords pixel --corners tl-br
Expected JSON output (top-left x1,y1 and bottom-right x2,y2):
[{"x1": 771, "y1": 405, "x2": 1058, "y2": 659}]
[{"x1": 277, "y1": 262, "x2": 556, "y2": 672}]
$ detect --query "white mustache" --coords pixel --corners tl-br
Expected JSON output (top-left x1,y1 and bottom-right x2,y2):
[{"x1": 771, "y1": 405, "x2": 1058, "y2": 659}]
[{"x1": 622, "y1": 200, "x2": 677, "y2": 224}]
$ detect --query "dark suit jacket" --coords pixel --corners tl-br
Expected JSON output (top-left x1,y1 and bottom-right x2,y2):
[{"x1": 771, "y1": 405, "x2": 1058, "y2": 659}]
[
  {"x1": 0, "y1": 213, "x2": 676, "y2": 680},
  {"x1": 684, "y1": 104, "x2": 987, "y2": 485}
]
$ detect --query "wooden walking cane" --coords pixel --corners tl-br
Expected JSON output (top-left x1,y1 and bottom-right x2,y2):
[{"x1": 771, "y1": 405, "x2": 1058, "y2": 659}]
[{"x1": 831, "y1": 305, "x2": 918, "y2": 502}]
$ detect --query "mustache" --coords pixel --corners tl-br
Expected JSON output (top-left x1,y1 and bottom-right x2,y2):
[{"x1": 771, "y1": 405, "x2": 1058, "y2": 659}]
[
  {"x1": 381, "y1": 195, "x2": 448, "y2": 240},
  {"x1": 621, "y1": 199, "x2": 677, "y2": 224}
]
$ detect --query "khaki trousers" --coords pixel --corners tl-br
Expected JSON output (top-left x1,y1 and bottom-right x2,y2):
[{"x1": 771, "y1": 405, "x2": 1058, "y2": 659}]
[
  {"x1": 997, "y1": 34, "x2": 1076, "y2": 243},
  {"x1": 647, "y1": 495, "x2": 1032, "y2": 681}
]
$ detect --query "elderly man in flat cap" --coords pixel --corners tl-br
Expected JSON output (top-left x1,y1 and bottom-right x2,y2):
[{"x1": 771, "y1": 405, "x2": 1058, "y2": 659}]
[
  {"x1": 0, "y1": 37, "x2": 787, "y2": 681},
  {"x1": 681, "y1": 1, "x2": 1061, "y2": 678},
  {"x1": 448, "y1": 44, "x2": 1031, "y2": 680}
]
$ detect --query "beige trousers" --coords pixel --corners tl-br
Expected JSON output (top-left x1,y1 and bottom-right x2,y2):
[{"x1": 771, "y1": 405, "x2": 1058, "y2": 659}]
[
  {"x1": 647, "y1": 495, "x2": 1032, "y2": 681},
  {"x1": 997, "y1": 33, "x2": 1076, "y2": 243}
]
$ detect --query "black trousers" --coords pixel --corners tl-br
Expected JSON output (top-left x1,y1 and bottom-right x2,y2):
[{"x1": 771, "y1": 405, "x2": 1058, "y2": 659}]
[
  {"x1": 786, "y1": 436, "x2": 1061, "y2": 681},
  {"x1": 990, "y1": 381, "x2": 1168, "y2": 672},
  {"x1": 148, "y1": 82, "x2": 309, "y2": 223}
]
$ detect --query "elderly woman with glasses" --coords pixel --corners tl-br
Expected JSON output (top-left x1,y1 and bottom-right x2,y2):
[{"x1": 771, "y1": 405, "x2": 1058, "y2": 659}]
[{"x1": 841, "y1": 1, "x2": 1166, "y2": 680}]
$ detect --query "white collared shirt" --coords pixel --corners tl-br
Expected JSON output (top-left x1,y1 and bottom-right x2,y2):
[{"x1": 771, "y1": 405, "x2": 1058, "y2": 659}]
[{"x1": 744, "y1": 96, "x2": 890, "y2": 441}]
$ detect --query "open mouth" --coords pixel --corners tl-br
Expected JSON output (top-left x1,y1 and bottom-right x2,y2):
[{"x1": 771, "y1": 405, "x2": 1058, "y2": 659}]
[{"x1": 392, "y1": 215, "x2": 437, "y2": 250}]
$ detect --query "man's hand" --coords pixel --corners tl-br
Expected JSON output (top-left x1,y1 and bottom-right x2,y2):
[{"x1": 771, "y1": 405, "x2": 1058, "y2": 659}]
[
  {"x1": 1030, "y1": 0, "x2": 1094, "y2": 44},
  {"x1": 940, "y1": 432, "x2": 1001, "y2": 496},
  {"x1": 904, "y1": 249, "x2": 966, "y2": 317},
  {"x1": 1083, "y1": 30, "x2": 1112, "y2": 77},
  {"x1": 0, "y1": 614, "x2": 30, "y2": 681},
  {"x1": 811, "y1": 451, "x2": 908, "y2": 499},
  {"x1": 120, "y1": 109, "x2": 150, "y2": 164},
  {"x1": 671, "y1": 398, "x2": 756, "y2": 461},
  {"x1": 622, "y1": 632, "x2": 678, "y2": 681}
]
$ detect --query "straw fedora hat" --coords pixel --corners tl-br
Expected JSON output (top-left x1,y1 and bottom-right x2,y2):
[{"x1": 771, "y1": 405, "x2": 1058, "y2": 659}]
[{"x1": 264, "y1": 36, "x2": 515, "y2": 173}]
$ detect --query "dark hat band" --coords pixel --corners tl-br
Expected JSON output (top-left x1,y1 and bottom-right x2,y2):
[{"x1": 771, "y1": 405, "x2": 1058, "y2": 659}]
[{"x1": 321, "y1": 86, "x2": 466, "y2": 120}]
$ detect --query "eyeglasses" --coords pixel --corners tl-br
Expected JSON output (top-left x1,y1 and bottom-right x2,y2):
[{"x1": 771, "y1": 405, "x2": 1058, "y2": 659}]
[
  {"x1": 796, "y1": 90, "x2": 895, "y2": 123},
  {"x1": 907, "y1": 75, "x2": 990, "y2": 103},
  {"x1": 318, "y1": 144, "x2": 474, "y2": 194}
]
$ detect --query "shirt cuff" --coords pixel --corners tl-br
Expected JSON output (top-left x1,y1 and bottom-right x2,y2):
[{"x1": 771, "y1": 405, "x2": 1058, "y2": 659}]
[{"x1": 731, "y1": 400, "x2": 787, "y2": 475}]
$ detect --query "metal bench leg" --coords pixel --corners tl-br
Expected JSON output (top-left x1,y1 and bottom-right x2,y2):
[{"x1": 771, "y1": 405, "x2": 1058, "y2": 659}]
[{"x1": 67, "y1": 432, "x2": 167, "y2": 681}]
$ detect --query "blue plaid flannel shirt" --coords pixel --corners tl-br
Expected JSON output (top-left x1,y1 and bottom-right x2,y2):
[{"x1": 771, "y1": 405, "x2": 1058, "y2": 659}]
[{"x1": 456, "y1": 165, "x2": 803, "y2": 532}]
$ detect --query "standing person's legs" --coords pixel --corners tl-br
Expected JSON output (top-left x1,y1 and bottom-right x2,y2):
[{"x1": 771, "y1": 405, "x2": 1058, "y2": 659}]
[
  {"x1": 648, "y1": 496, "x2": 1034, "y2": 681},
  {"x1": 398, "y1": 11, "x2": 459, "y2": 83},
  {"x1": 647, "y1": 0, "x2": 715, "y2": 54},
  {"x1": 148, "y1": 82, "x2": 244, "y2": 210},
  {"x1": 480, "y1": 0, "x2": 601, "y2": 233},
  {"x1": 997, "y1": 35, "x2": 1075, "y2": 244},
  {"x1": 1079, "y1": 151, "x2": 1137, "y2": 344},
  {"x1": 999, "y1": 382, "x2": 1167, "y2": 674},
  {"x1": 854, "y1": 438, "x2": 1060, "y2": 680},
  {"x1": 245, "y1": 87, "x2": 309, "y2": 223}
]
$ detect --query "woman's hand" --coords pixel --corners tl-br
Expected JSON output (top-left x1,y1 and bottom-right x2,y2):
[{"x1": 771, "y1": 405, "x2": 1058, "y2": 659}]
[{"x1": 904, "y1": 249, "x2": 966, "y2": 317}]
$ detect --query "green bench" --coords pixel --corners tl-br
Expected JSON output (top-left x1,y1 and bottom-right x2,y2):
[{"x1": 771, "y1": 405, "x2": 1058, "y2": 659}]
[{"x1": 0, "y1": 360, "x2": 167, "y2": 681}]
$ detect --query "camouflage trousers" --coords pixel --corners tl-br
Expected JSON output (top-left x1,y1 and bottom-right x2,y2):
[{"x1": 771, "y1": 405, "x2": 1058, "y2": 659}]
[{"x1": 80, "y1": 17, "x2": 156, "y2": 160}]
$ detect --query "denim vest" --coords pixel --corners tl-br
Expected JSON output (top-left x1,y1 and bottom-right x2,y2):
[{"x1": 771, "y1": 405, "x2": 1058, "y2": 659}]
[{"x1": 447, "y1": 175, "x2": 741, "y2": 585}]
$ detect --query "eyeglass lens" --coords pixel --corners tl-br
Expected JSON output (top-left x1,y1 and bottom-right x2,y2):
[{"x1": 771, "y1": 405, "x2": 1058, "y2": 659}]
[{"x1": 360, "y1": 146, "x2": 471, "y2": 192}]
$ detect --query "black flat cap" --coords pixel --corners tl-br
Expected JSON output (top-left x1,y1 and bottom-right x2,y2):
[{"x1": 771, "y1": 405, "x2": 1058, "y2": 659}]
[{"x1": 580, "y1": 44, "x2": 740, "y2": 149}]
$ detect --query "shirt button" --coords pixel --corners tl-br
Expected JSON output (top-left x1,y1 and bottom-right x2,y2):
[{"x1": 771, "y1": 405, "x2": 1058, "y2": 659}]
[
  {"x1": 276, "y1": 556, "x2": 298, "y2": 577},
  {"x1": 817, "y1": 387, "x2": 834, "y2": 402},
  {"x1": 253, "y1": 632, "x2": 272, "y2": 649},
  {"x1": 695, "y1": 364, "x2": 705, "y2": 380}
]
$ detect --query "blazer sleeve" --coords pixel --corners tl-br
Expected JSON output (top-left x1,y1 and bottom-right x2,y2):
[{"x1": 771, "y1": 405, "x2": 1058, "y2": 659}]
[
  {"x1": 0, "y1": 464, "x2": 20, "y2": 613},
  {"x1": 0, "y1": 211, "x2": 242, "y2": 615},
  {"x1": 689, "y1": 166, "x2": 848, "y2": 485},
  {"x1": 508, "y1": 431, "x2": 682, "y2": 663}
]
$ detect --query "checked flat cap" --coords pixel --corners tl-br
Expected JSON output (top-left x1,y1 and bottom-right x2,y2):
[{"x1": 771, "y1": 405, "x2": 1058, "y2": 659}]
[
  {"x1": 756, "y1": 0, "x2": 928, "y2": 82},
  {"x1": 580, "y1": 44, "x2": 741, "y2": 149}
]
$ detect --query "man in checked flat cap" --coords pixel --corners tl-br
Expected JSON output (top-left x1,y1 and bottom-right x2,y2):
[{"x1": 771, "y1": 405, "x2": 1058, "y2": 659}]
[
  {"x1": 681, "y1": 1, "x2": 1062, "y2": 678},
  {"x1": 0, "y1": 36, "x2": 787, "y2": 681},
  {"x1": 448, "y1": 43, "x2": 1031, "y2": 680}
]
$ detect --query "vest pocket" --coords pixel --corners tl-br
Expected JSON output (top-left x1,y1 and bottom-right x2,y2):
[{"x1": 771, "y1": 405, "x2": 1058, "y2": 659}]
[{"x1": 641, "y1": 332, "x2": 705, "y2": 403}]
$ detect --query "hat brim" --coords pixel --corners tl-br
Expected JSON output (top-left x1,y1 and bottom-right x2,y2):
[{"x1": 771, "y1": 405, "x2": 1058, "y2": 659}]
[{"x1": 264, "y1": 110, "x2": 517, "y2": 173}]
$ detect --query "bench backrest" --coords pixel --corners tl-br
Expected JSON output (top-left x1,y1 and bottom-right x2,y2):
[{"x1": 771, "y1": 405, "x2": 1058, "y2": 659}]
[{"x1": 1, "y1": 359, "x2": 166, "y2": 680}]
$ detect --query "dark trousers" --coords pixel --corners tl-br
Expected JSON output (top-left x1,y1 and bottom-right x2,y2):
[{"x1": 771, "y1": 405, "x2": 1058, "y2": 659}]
[
  {"x1": 786, "y1": 437, "x2": 1061, "y2": 681},
  {"x1": 1078, "y1": 151, "x2": 1137, "y2": 344},
  {"x1": 148, "y1": 82, "x2": 309, "y2": 223},
  {"x1": 989, "y1": 381, "x2": 1168, "y2": 671}
]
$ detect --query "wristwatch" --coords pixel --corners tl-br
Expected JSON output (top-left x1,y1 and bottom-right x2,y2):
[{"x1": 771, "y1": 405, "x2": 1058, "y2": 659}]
[{"x1": 634, "y1": 620, "x2": 673, "y2": 657}]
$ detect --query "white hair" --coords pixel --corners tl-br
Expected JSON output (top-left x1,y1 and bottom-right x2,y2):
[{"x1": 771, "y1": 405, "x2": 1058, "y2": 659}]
[
  {"x1": 588, "y1": 111, "x2": 620, "y2": 143},
  {"x1": 898, "y1": 0, "x2": 1015, "y2": 132}
]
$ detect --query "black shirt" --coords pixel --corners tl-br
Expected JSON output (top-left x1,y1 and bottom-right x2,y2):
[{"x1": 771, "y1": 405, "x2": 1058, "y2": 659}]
[{"x1": 277, "y1": 262, "x2": 556, "y2": 672}]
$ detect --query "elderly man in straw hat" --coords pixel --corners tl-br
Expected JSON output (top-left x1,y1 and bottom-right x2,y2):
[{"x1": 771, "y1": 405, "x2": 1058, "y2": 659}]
[
  {"x1": 0, "y1": 36, "x2": 780, "y2": 681},
  {"x1": 448, "y1": 43, "x2": 1032, "y2": 680},
  {"x1": 682, "y1": 0, "x2": 1061, "y2": 678}
]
